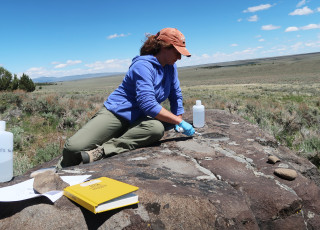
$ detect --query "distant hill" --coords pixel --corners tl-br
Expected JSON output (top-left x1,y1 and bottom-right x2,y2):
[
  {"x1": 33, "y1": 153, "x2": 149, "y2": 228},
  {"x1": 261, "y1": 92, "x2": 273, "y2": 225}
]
[
  {"x1": 33, "y1": 52, "x2": 320, "y2": 84},
  {"x1": 33, "y1": 72, "x2": 123, "y2": 83}
]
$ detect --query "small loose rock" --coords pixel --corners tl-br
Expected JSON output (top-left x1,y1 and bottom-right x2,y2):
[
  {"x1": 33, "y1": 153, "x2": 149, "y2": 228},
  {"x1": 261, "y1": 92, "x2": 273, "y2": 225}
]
[
  {"x1": 274, "y1": 168, "x2": 297, "y2": 181},
  {"x1": 268, "y1": 156, "x2": 280, "y2": 164},
  {"x1": 33, "y1": 170, "x2": 69, "y2": 194}
]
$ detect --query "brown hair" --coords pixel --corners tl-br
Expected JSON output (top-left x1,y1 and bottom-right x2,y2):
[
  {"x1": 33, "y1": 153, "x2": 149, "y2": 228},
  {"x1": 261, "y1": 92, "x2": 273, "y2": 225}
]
[{"x1": 140, "y1": 33, "x2": 173, "y2": 56}]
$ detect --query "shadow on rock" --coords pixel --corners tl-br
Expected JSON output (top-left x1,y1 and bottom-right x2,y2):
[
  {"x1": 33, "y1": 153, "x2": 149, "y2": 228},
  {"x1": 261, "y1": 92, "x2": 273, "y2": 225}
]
[
  {"x1": 0, "y1": 196, "x2": 53, "y2": 219},
  {"x1": 76, "y1": 200, "x2": 138, "y2": 230},
  {"x1": 159, "y1": 136, "x2": 192, "y2": 144}
]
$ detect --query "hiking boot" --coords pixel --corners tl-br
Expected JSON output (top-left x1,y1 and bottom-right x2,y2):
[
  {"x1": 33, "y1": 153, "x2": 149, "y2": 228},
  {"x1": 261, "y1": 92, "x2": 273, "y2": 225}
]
[{"x1": 81, "y1": 146, "x2": 105, "y2": 164}]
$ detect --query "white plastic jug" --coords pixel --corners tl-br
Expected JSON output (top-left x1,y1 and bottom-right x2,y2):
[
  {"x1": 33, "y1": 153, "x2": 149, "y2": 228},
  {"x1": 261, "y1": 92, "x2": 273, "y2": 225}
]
[
  {"x1": 193, "y1": 100, "x2": 205, "y2": 128},
  {"x1": 0, "y1": 121, "x2": 13, "y2": 182}
]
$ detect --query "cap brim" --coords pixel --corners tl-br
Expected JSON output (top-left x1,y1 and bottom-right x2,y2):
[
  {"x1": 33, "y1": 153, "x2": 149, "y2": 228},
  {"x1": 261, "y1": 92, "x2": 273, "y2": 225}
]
[{"x1": 174, "y1": 45, "x2": 191, "y2": 57}]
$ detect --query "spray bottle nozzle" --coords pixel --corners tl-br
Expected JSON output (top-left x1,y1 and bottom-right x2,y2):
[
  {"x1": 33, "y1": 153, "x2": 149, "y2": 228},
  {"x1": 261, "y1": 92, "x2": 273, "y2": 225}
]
[{"x1": 177, "y1": 127, "x2": 184, "y2": 133}]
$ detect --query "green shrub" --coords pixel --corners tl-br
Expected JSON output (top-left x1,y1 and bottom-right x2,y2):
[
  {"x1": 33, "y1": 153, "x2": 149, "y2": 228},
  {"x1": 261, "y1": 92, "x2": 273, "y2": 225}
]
[
  {"x1": 300, "y1": 137, "x2": 320, "y2": 153},
  {"x1": 32, "y1": 143, "x2": 61, "y2": 165},
  {"x1": 13, "y1": 153, "x2": 33, "y2": 176},
  {"x1": 0, "y1": 102, "x2": 7, "y2": 113},
  {"x1": 41, "y1": 112, "x2": 59, "y2": 126},
  {"x1": 22, "y1": 100, "x2": 36, "y2": 114},
  {"x1": 59, "y1": 116, "x2": 77, "y2": 130},
  {"x1": 0, "y1": 92, "x2": 23, "y2": 107},
  {"x1": 11, "y1": 126, "x2": 24, "y2": 151}
]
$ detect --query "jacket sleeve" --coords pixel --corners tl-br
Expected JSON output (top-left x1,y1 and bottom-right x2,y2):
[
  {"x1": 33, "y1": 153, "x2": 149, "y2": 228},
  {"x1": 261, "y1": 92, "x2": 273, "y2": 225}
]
[
  {"x1": 133, "y1": 62, "x2": 163, "y2": 117},
  {"x1": 168, "y1": 65, "x2": 184, "y2": 115}
]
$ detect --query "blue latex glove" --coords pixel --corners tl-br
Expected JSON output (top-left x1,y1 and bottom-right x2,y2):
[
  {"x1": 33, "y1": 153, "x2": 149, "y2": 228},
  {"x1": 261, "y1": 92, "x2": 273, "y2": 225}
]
[{"x1": 177, "y1": 120, "x2": 195, "y2": 136}]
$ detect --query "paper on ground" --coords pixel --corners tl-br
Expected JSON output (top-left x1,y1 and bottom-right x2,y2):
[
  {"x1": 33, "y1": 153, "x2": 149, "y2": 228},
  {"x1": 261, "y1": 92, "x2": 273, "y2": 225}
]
[{"x1": 0, "y1": 175, "x2": 91, "y2": 203}]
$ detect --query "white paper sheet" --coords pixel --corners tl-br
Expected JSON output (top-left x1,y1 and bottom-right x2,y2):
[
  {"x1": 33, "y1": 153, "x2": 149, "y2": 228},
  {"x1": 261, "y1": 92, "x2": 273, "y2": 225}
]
[{"x1": 0, "y1": 175, "x2": 91, "y2": 203}]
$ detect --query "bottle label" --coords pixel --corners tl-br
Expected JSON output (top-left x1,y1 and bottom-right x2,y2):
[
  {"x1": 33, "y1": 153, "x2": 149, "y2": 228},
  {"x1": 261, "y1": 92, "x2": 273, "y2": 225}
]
[
  {"x1": 0, "y1": 148, "x2": 12, "y2": 153},
  {"x1": 0, "y1": 148, "x2": 13, "y2": 162}
]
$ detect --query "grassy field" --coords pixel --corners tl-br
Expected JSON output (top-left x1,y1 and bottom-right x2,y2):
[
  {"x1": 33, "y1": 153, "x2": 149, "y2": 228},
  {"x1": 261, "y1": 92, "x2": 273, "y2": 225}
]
[{"x1": 1, "y1": 52, "x2": 320, "y2": 176}]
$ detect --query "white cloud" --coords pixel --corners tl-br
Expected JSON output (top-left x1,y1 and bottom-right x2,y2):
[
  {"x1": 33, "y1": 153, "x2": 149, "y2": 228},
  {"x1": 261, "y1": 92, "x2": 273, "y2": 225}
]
[
  {"x1": 85, "y1": 59, "x2": 131, "y2": 71},
  {"x1": 25, "y1": 67, "x2": 51, "y2": 78},
  {"x1": 285, "y1": 24, "x2": 320, "y2": 32},
  {"x1": 25, "y1": 58, "x2": 130, "y2": 79},
  {"x1": 27, "y1": 67, "x2": 45, "y2": 72},
  {"x1": 55, "y1": 64, "x2": 67, "y2": 69},
  {"x1": 177, "y1": 39, "x2": 320, "y2": 67},
  {"x1": 288, "y1": 40, "x2": 320, "y2": 50},
  {"x1": 289, "y1": 6, "x2": 313, "y2": 15},
  {"x1": 237, "y1": 18, "x2": 243, "y2": 22},
  {"x1": 230, "y1": 44, "x2": 238, "y2": 47},
  {"x1": 296, "y1": 0, "x2": 306, "y2": 8},
  {"x1": 107, "y1": 33, "x2": 131, "y2": 40},
  {"x1": 178, "y1": 47, "x2": 264, "y2": 67},
  {"x1": 285, "y1": 26, "x2": 299, "y2": 32},
  {"x1": 261, "y1": 24, "x2": 281, "y2": 30},
  {"x1": 259, "y1": 39, "x2": 265, "y2": 42},
  {"x1": 261, "y1": 45, "x2": 288, "y2": 54},
  {"x1": 291, "y1": 42, "x2": 304, "y2": 50},
  {"x1": 54, "y1": 60, "x2": 82, "y2": 69},
  {"x1": 305, "y1": 40, "x2": 320, "y2": 47},
  {"x1": 243, "y1": 4, "x2": 272, "y2": 13},
  {"x1": 301, "y1": 24, "x2": 320, "y2": 30},
  {"x1": 317, "y1": 7, "x2": 320, "y2": 12},
  {"x1": 248, "y1": 15, "x2": 258, "y2": 22}
]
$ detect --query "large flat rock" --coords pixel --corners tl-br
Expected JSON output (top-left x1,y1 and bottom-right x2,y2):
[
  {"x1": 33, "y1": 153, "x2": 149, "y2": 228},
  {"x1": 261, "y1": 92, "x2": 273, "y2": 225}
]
[{"x1": 1, "y1": 109, "x2": 320, "y2": 230}]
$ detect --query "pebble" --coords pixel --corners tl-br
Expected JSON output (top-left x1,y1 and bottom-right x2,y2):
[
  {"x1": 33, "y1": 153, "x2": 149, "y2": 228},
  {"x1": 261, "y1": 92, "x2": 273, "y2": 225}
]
[
  {"x1": 274, "y1": 168, "x2": 297, "y2": 181},
  {"x1": 268, "y1": 156, "x2": 280, "y2": 164}
]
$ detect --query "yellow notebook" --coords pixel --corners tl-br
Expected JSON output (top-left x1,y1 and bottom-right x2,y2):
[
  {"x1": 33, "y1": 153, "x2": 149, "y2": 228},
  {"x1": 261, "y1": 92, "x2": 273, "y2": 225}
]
[{"x1": 63, "y1": 177, "x2": 139, "y2": 214}]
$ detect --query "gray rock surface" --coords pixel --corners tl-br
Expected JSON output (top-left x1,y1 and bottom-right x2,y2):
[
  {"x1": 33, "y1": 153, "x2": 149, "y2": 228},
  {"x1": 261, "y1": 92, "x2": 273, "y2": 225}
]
[{"x1": 1, "y1": 109, "x2": 320, "y2": 230}]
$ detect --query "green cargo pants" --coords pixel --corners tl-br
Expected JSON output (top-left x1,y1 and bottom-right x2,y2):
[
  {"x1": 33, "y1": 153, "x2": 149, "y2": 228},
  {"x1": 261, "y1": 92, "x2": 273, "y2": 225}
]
[{"x1": 60, "y1": 107, "x2": 165, "y2": 167}]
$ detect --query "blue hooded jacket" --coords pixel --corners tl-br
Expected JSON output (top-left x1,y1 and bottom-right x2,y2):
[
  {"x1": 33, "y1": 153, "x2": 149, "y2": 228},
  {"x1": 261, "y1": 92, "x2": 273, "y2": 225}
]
[{"x1": 104, "y1": 55, "x2": 184, "y2": 123}]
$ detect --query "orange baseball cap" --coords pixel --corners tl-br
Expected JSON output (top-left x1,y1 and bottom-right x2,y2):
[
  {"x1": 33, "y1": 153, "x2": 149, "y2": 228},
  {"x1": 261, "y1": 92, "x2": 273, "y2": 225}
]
[{"x1": 157, "y1": 28, "x2": 191, "y2": 57}]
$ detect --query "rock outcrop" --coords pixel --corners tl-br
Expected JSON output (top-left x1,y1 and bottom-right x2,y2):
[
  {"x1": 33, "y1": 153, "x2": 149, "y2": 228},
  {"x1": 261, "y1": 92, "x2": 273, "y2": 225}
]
[{"x1": 1, "y1": 109, "x2": 320, "y2": 230}]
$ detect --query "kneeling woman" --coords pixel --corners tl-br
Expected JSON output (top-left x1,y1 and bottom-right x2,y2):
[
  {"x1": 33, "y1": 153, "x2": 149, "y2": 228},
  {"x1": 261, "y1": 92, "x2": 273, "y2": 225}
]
[{"x1": 59, "y1": 28, "x2": 195, "y2": 168}]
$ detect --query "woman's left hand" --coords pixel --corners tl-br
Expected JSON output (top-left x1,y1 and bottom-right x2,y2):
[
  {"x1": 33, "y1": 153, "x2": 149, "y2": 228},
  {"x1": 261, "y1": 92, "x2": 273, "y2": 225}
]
[{"x1": 176, "y1": 120, "x2": 195, "y2": 136}]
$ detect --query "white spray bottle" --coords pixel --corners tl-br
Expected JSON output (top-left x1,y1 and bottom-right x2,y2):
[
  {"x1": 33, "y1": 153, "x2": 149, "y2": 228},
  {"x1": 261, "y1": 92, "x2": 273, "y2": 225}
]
[{"x1": 0, "y1": 121, "x2": 13, "y2": 182}]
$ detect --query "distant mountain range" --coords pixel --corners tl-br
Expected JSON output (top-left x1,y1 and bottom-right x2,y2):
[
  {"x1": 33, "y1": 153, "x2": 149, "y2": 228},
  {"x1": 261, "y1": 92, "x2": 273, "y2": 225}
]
[{"x1": 33, "y1": 72, "x2": 123, "y2": 83}]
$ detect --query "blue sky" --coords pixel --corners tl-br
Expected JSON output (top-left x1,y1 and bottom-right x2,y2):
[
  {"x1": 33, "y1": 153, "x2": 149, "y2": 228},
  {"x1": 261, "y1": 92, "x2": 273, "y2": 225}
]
[{"x1": 1, "y1": 0, "x2": 319, "y2": 79}]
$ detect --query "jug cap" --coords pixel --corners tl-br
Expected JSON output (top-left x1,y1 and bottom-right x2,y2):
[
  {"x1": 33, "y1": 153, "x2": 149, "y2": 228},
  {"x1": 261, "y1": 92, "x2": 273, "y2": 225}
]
[
  {"x1": 196, "y1": 100, "x2": 202, "y2": 106},
  {"x1": 0, "y1": 121, "x2": 6, "y2": 131}
]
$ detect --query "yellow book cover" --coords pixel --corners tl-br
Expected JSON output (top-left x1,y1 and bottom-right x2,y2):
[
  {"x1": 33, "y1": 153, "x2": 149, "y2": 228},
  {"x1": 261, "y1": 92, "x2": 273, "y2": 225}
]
[{"x1": 63, "y1": 177, "x2": 139, "y2": 214}]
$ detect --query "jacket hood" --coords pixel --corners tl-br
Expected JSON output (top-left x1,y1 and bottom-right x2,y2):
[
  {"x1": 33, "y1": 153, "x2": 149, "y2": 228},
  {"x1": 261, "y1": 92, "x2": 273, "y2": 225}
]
[{"x1": 130, "y1": 55, "x2": 162, "y2": 68}]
